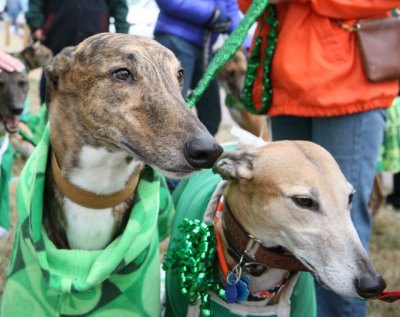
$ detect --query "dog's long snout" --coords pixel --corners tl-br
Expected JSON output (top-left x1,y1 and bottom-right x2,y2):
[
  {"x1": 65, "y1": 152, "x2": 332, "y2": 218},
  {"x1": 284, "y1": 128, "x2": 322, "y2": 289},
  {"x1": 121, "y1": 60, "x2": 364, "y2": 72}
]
[
  {"x1": 184, "y1": 135, "x2": 223, "y2": 169},
  {"x1": 355, "y1": 275, "x2": 386, "y2": 298}
]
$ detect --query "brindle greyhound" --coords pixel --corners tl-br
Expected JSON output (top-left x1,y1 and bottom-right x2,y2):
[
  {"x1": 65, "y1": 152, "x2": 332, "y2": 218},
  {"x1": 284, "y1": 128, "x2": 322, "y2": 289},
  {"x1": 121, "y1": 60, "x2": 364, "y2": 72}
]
[{"x1": 43, "y1": 33, "x2": 223, "y2": 250}]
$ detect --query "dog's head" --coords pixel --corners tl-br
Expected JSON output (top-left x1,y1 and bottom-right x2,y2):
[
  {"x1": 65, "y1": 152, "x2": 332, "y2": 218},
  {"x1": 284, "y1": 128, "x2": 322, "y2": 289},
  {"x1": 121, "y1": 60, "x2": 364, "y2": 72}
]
[
  {"x1": 218, "y1": 47, "x2": 247, "y2": 101},
  {"x1": 214, "y1": 142, "x2": 386, "y2": 299},
  {"x1": 44, "y1": 33, "x2": 222, "y2": 177},
  {"x1": 19, "y1": 42, "x2": 53, "y2": 71},
  {"x1": 0, "y1": 71, "x2": 29, "y2": 133}
]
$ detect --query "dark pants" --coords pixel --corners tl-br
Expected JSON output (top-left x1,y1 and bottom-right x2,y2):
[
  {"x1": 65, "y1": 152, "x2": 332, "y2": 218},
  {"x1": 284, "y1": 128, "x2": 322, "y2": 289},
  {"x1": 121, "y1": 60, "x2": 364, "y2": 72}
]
[{"x1": 40, "y1": 72, "x2": 46, "y2": 105}]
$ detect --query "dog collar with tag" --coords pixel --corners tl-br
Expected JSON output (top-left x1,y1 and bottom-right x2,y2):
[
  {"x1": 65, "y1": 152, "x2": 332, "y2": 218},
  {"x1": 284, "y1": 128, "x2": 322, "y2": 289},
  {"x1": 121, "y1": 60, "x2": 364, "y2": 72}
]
[
  {"x1": 219, "y1": 197, "x2": 310, "y2": 273},
  {"x1": 214, "y1": 196, "x2": 293, "y2": 303}
]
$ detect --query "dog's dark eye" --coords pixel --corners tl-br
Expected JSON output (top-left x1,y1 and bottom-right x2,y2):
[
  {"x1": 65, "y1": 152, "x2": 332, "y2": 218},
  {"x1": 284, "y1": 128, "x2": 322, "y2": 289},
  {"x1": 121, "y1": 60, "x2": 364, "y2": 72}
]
[
  {"x1": 291, "y1": 195, "x2": 319, "y2": 211},
  {"x1": 177, "y1": 69, "x2": 184, "y2": 86},
  {"x1": 348, "y1": 192, "x2": 354, "y2": 205},
  {"x1": 18, "y1": 81, "x2": 28, "y2": 87},
  {"x1": 112, "y1": 69, "x2": 134, "y2": 83}
]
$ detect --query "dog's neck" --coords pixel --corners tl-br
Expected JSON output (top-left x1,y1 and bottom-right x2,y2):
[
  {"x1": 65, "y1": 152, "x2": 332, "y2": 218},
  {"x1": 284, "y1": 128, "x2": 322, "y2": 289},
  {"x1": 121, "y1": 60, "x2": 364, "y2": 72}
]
[
  {"x1": 215, "y1": 197, "x2": 290, "y2": 299},
  {"x1": 46, "y1": 108, "x2": 143, "y2": 250}
]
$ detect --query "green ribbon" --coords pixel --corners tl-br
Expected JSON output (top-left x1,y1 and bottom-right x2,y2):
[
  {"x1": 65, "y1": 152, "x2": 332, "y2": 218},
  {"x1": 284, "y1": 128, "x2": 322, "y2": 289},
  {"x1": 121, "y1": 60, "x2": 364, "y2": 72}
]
[
  {"x1": 242, "y1": 5, "x2": 278, "y2": 114},
  {"x1": 163, "y1": 219, "x2": 225, "y2": 317},
  {"x1": 186, "y1": 0, "x2": 270, "y2": 108}
]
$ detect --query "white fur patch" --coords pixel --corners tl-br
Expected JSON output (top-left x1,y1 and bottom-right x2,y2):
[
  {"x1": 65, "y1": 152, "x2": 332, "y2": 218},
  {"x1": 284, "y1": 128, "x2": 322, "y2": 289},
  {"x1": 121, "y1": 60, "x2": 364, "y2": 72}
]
[{"x1": 64, "y1": 146, "x2": 141, "y2": 250}]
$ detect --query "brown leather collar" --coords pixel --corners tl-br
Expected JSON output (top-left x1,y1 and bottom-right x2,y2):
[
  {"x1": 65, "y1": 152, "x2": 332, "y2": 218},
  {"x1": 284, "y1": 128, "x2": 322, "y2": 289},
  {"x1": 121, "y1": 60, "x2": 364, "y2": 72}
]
[
  {"x1": 221, "y1": 200, "x2": 311, "y2": 274},
  {"x1": 51, "y1": 151, "x2": 143, "y2": 209}
]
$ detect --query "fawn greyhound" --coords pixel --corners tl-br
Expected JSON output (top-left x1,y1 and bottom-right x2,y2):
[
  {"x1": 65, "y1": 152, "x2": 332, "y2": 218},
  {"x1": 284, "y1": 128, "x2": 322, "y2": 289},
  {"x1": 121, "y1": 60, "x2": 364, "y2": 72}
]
[
  {"x1": 165, "y1": 141, "x2": 387, "y2": 317},
  {"x1": 1, "y1": 33, "x2": 222, "y2": 316}
]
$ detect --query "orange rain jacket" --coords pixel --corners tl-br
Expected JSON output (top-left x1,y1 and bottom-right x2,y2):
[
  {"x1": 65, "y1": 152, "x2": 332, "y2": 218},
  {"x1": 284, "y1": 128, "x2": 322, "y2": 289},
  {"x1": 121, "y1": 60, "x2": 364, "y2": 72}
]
[{"x1": 238, "y1": 0, "x2": 400, "y2": 117}]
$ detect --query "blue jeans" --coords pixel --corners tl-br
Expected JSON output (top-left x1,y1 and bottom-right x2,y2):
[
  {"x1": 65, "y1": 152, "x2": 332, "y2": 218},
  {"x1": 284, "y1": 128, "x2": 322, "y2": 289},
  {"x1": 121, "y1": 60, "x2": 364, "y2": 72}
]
[
  {"x1": 270, "y1": 109, "x2": 386, "y2": 317},
  {"x1": 154, "y1": 33, "x2": 222, "y2": 136}
]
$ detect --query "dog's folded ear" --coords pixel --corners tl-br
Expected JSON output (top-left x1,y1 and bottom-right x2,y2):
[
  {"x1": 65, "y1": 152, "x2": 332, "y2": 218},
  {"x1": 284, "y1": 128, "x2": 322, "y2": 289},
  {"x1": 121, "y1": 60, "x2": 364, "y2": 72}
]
[
  {"x1": 212, "y1": 149, "x2": 256, "y2": 181},
  {"x1": 44, "y1": 46, "x2": 75, "y2": 105}
]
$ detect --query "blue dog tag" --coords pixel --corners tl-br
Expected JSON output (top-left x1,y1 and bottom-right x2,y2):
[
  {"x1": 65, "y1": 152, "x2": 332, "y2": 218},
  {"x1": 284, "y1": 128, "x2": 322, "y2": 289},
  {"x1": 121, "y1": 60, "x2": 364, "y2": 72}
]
[
  {"x1": 225, "y1": 283, "x2": 238, "y2": 303},
  {"x1": 236, "y1": 280, "x2": 250, "y2": 302}
]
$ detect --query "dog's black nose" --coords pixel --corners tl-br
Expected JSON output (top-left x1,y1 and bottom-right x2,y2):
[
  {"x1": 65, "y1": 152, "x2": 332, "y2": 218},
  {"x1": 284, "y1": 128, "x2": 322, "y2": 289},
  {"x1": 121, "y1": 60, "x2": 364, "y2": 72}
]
[
  {"x1": 355, "y1": 275, "x2": 386, "y2": 298},
  {"x1": 184, "y1": 135, "x2": 223, "y2": 169},
  {"x1": 11, "y1": 108, "x2": 24, "y2": 115}
]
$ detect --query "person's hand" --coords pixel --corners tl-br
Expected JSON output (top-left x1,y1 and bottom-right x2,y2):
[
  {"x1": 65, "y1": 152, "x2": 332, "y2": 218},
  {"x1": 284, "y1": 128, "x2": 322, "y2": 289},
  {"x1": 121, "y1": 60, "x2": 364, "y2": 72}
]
[
  {"x1": 0, "y1": 52, "x2": 25, "y2": 73},
  {"x1": 33, "y1": 28, "x2": 46, "y2": 41}
]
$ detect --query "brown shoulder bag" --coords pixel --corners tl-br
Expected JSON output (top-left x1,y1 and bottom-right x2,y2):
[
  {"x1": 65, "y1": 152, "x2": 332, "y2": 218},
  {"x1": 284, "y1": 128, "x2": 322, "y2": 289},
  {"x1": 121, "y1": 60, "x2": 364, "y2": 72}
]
[{"x1": 341, "y1": 17, "x2": 400, "y2": 82}]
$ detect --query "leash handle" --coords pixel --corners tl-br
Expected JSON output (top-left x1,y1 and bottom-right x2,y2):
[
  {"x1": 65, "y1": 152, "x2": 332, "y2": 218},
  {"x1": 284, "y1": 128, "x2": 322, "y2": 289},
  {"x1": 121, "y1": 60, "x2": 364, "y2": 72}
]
[
  {"x1": 186, "y1": 0, "x2": 269, "y2": 108},
  {"x1": 376, "y1": 290, "x2": 400, "y2": 303}
]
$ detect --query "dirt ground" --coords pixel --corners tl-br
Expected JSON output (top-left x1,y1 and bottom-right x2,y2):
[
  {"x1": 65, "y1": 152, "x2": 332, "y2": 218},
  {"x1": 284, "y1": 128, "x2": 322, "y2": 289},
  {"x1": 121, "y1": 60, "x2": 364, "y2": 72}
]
[{"x1": 1, "y1": 22, "x2": 400, "y2": 317}]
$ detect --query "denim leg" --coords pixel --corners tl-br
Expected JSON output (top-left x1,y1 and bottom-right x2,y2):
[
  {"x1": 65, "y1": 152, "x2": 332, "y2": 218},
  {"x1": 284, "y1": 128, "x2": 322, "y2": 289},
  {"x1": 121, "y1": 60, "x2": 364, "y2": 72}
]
[
  {"x1": 313, "y1": 110, "x2": 386, "y2": 250},
  {"x1": 312, "y1": 109, "x2": 386, "y2": 317},
  {"x1": 270, "y1": 116, "x2": 312, "y2": 141}
]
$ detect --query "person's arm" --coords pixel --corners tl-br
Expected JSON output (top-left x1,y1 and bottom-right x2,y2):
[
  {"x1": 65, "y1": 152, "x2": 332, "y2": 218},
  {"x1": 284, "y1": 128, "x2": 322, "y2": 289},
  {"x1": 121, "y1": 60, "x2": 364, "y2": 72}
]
[
  {"x1": 0, "y1": 52, "x2": 25, "y2": 72},
  {"x1": 155, "y1": 0, "x2": 216, "y2": 26},
  {"x1": 225, "y1": 0, "x2": 242, "y2": 32},
  {"x1": 239, "y1": 0, "x2": 400, "y2": 19},
  {"x1": 108, "y1": 0, "x2": 130, "y2": 34},
  {"x1": 296, "y1": 0, "x2": 400, "y2": 19},
  {"x1": 25, "y1": 0, "x2": 45, "y2": 33}
]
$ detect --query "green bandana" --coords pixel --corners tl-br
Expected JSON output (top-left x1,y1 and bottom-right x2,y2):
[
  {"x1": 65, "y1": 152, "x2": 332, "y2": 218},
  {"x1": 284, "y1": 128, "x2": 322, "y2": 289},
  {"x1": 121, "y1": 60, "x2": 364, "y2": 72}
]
[
  {"x1": 0, "y1": 133, "x2": 13, "y2": 231},
  {"x1": 19, "y1": 105, "x2": 48, "y2": 146},
  {"x1": 1, "y1": 125, "x2": 174, "y2": 317}
]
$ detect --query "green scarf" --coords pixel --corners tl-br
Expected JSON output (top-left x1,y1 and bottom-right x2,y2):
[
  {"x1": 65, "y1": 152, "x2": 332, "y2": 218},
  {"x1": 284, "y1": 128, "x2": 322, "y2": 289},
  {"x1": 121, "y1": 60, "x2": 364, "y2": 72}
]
[
  {"x1": 0, "y1": 133, "x2": 13, "y2": 231},
  {"x1": 19, "y1": 105, "x2": 48, "y2": 146},
  {"x1": 1, "y1": 125, "x2": 174, "y2": 317}
]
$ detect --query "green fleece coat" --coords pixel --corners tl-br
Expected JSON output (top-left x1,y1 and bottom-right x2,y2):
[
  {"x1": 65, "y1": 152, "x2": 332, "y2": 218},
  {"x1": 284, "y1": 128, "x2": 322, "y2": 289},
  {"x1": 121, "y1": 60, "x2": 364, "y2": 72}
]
[
  {"x1": 1, "y1": 125, "x2": 174, "y2": 317},
  {"x1": 166, "y1": 169, "x2": 316, "y2": 317}
]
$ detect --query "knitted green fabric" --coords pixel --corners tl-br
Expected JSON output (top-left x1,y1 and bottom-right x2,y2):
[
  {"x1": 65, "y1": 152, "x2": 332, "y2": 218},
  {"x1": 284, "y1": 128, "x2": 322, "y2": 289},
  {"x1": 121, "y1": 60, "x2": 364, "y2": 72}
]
[
  {"x1": 377, "y1": 97, "x2": 400, "y2": 173},
  {"x1": 1, "y1": 125, "x2": 174, "y2": 317},
  {"x1": 19, "y1": 105, "x2": 48, "y2": 146},
  {"x1": 166, "y1": 168, "x2": 316, "y2": 317}
]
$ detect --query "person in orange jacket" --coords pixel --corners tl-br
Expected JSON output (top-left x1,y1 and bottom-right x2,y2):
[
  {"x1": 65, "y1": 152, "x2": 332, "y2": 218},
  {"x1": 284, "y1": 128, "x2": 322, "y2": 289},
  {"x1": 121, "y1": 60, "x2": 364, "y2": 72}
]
[{"x1": 238, "y1": 1, "x2": 400, "y2": 317}]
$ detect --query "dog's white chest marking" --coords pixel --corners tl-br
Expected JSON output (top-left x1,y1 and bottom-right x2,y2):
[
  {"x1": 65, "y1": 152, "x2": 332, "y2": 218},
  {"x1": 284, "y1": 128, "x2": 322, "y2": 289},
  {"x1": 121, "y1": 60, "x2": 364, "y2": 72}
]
[{"x1": 64, "y1": 146, "x2": 141, "y2": 250}]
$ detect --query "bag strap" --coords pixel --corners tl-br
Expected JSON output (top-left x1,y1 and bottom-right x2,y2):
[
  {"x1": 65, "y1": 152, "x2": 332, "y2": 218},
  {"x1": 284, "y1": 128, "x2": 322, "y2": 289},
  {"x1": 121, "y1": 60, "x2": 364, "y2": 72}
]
[{"x1": 337, "y1": 20, "x2": 360, "y2": 32}]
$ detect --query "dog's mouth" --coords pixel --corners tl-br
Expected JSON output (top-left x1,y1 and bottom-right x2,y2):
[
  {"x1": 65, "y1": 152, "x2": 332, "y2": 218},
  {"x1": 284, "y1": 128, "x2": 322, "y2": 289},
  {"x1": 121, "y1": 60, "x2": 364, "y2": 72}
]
[{"x1": 0, "y1": 114, "x2": 20, "y2": 133}]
